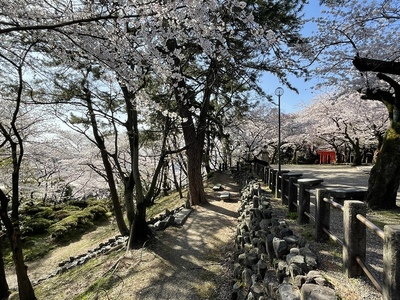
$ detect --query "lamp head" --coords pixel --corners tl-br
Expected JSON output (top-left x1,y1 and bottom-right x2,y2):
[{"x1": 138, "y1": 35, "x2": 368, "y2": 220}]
[{"x1": 275, "y1": 87, "x2": 284, "y2": 96}]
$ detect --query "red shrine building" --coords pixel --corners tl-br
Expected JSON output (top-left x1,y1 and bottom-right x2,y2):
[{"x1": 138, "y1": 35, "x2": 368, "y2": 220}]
[{"x1": 317, "y1": 150, "x2": 336, "y2": 164}]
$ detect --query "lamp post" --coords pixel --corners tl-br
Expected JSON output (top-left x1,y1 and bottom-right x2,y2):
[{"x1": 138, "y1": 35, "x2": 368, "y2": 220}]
[{"x1": 275, "y1": 87, "x2": 284, "y2": 173}]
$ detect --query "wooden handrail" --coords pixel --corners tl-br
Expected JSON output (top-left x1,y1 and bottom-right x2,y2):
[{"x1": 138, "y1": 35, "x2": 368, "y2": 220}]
[{"x1": 356, "y1": 213, "x2": 384, "y2": 240}]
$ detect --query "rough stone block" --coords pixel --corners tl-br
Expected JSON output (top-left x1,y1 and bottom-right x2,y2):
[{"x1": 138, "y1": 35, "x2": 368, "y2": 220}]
[
  {"x1": 278, "y1": 283, "x2": 300, "y2": 300},
  {"x1": 300, "y1": 283, "x2": 337, "y2": 300}
]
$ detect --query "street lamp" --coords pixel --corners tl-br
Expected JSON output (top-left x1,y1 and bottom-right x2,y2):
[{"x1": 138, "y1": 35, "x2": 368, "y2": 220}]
[{"x1": 275, "y1": 87, "x2": 284, "y2": 173}]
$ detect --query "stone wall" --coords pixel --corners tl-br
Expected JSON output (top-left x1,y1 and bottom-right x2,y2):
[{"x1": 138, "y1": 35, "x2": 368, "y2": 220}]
[{"x1": 232, "y1": 181, "x2": 337, "y2": 300}]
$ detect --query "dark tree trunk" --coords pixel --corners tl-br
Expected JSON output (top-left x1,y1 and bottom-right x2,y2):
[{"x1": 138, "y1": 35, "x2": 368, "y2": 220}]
[
  {"x1": 129, "y1": 201, "x2": 151, "y2": 247},
  {"x1": 171, "y1": 160, "x2": 183, "y2": 198},
  {"x1": 123, "y1": 173, "x2": 136, "y2": 228},
  {"x1": 353, "y1": 56, "x2": 400, "y2": 209},
  {"x1": 85, "y1": 90, "x2": 129, "y2": 236},
  {"x1": 352, "y1": 143, "x2": 362, "y2": 166},
  {"x1": 0, "y1": 191, "x2": 36, "y2": 300},
  {"x1": 186, "y1": 141, "x2": 208, "y2": 205},
  {"x1": 365, "y1": 127, "x2": 400, "y2": 209},
  {"x1": 0, "y1": 228, "x2": 10, "y2": 300}
]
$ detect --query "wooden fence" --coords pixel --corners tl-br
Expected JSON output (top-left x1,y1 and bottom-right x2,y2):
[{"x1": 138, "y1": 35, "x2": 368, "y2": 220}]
[{"x1": 254, "y1": 164, "x2": 400, "y2": 300}]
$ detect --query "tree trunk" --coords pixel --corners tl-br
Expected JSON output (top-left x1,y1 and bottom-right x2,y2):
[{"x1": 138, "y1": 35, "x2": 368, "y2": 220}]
[
  {"x1": 0, "y1": 228, "x2": 10, "y2": 300},
  {"x1": 365, "y1": 127, "x2": 400, "y2": 209},
  {"x1": 0, "y1": 191, "x2": 36, "y2": 300},
  {"x1": 123, "y1": 173, "x2": 136, "y2": 228},
  {"x1": 171, "y1": 160, "x2": 183, "y2": 198},
  {"x1": 129, "y1": 201, "x2": 151, "y2": 247},
  {"x1": 353, "y1": 57, "x2": 400, "y2": 209},
  {"x1": 352, "y1": 144, "x2": 362, "y2": 166},
  {"x1": 186, "y1": 142, "x2": 208, "y2": 205},
  {"x1": 86, "y1": 91, "x2": 129, "y2": 236}
]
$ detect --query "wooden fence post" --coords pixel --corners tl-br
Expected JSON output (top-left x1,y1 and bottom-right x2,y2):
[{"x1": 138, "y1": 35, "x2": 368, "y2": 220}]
[
  {"x1": 274, "y1": 170, "x2": 280, "y2": 198},
  {"x1": 343, "y1": 200, "x2": 366, "y2": 278},
  {"x1": 314, "y1": 189, "x2": 330, "y2": 241},
  {"x1": 270, "y1": 169, "x2": 277, "y2": 192},
  {"x1": 383, "y1": 225, "x2": 400, "y2": 300},
  {"x1": 288, "y1": 177, "x2": 297, "y2": 213},
  {"x1": 298, "y1": 183, "x2": 311, "y2": 224}
]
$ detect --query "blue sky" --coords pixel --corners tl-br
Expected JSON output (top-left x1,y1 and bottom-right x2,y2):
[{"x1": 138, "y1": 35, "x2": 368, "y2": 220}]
[{"x1": 261, "y1": 0, "x2": 324, "y2": 113}]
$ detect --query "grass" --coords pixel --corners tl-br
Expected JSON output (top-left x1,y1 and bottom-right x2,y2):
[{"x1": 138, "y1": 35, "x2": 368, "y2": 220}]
[
  {"x1": 367, "y1": 209, "x2": 400, "y2": 229},
  {"x1": 7, "y1": 189, "x2": 188, "y2": 299}
]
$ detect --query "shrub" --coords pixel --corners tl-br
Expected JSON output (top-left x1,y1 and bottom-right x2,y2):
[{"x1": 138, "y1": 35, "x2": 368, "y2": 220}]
[
  {"x1": 48, "y1": 210, "x2": 94, "y2": 240},
  {"x1": 68, "y1": 199, "x2": 89, "y2": 208},
  {"x1": 84, "y1": 204, "x2": 108, "y2": 220},
  {"x1": 53, "y1": 209, "x2": 73, "y2": 221},
  {"x1": 22, "y1": 205, "x2": 51, "y2": 216},
  {"x1": 22, "y1": 217, "x2": 53, "y2": 235},
  {"x1": 34, "y1": 207, "x2": 55, "y2": 219}
]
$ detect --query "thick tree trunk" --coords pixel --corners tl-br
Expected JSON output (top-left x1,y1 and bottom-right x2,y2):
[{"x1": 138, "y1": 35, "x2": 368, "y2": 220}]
[
  {"x1": 128, "y1": 201, "x2": 151, "y2": 248},
  {"x1": 0, "y1": 229, "x2": 10, "y2": 300},
  {"x1": 123, "y1": 173, "x2": 136, "y2": 227},
  {"x1": 365, "y1": 127, "x2": 400, "y2": 209},
  {"x1": 0, "y1": 191, "x2": 36, "y2": 300},
  {"x1": 186, "y1": 142, "x2": 208, "y2": 205},
  {"x1": 353, "y1": 57, "x2": 400, "y2": 209},
  {"x1": 352, "y1": 145, "x2": 362, "y2": 166}
]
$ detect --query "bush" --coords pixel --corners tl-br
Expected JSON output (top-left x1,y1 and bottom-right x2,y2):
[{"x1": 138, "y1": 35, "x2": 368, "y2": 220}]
[
  {"x1": 22, "y1": 205, "x2": 51, "y2": 216},
  {"x1": 68, "y1": 199, "x2": 89, "y2": 208},
  {"x1": 48, "y1": 210, "x2": 94, "y2": 240},
  {"x1": 53, "y1": 209, "x2": 73, "y2": 221},
  {"x1": 34, "y1": 207, "x2": 55, "y2": 219},
  {"x1": 84, "y1": 204, "x2": 108, "y2": 220},
  {"x1": 22, "y1": 217, "x2": 53, "y2": 235}
]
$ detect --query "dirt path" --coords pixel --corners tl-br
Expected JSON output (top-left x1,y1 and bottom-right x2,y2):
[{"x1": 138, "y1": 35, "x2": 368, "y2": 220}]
[{"x1": 115, "y1": 171, "x2": 241, "y2": 300}]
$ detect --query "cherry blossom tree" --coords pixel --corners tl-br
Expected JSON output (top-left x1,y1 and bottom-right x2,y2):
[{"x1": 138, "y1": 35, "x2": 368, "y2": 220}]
[
  {"x1": 311, "y1": 0, "x2": 400, "y2": 208},
  {"x1": 292, "y1": 91, "x2": 389, "y2": 164},
  {"x1": 0, "y1": 41, "x2": 37, "y2": 300},
  {"x1": 1, "y1": 0, "x2": 312, "y2": 209}
]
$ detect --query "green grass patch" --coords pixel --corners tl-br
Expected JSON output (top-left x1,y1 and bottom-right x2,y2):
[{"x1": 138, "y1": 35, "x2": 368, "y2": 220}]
[
  {"x1": 368, "y1": 209, "x2": 400, "y2": 229},
  {"x1": 4, "y1": 199, "x2": 111, "y2": 264},
  {"x1": 146, "y1": 190, "x2": 186, "y2": 220}
]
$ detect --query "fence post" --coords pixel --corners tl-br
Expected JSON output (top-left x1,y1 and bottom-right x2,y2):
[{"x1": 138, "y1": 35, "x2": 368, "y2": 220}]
[
  {"x1": 383, "y1": 225, "x2": 400, "y2": 300},
  {"x1": 298, "y1": 183, "x2": 311, "y2": 224},
  {"x1": 281, "y1": 174, "x2": 288, "y2": 205},
  {"x1": 270, "y1": 169, "x2": 277, "y2": 192},
  {"x1": 274, "y1": 171, "x2": 280, "y2": 199},
  {"x1": 343, "y1": 200, "x2": 366, "y2": 278},
  {"x1": 288, "y1": 177, "x2": 297, "y2": 213},
  {"x1": 314, "y1": 189, "x2": 330, "y2": 241},
  {"x1": 263, "y1": 166, "x2": 267, "y2": 183}
]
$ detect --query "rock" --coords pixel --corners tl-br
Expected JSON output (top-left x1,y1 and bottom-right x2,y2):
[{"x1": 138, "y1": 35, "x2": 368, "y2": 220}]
[
  {"x1": 242, "y1": 268, "x2": 253, "y2": 288},
  {"x1": 280, "y1": 228, "x2": 294, "y2": 238},
  {"x1": 300, "y1": 246, "x2": 318, "y2": 270},
  {"x1": 278, "y1": 283, "x2": 300, "y2": 300},
  {"x1": 273, "y1": 237, "x2": 288, "y2": 258},
  {"x1": 257, "y1": 259, "x2": 268, "y2": 278},
  {"x1": 250, "y1": 281, "x2": 265, "y2": 299},
  {"x1": 300, "y1": 283, "x2": 337, "y2": 299},
  {"x1": 259, "y1": 219, "x2": 271, "y2": 231}
]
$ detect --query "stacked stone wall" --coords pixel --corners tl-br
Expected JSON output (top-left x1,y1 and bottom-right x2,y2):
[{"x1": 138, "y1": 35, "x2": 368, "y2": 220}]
[{"x1": 232, "y1": 181, "x2": 337, "y2": 300}]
